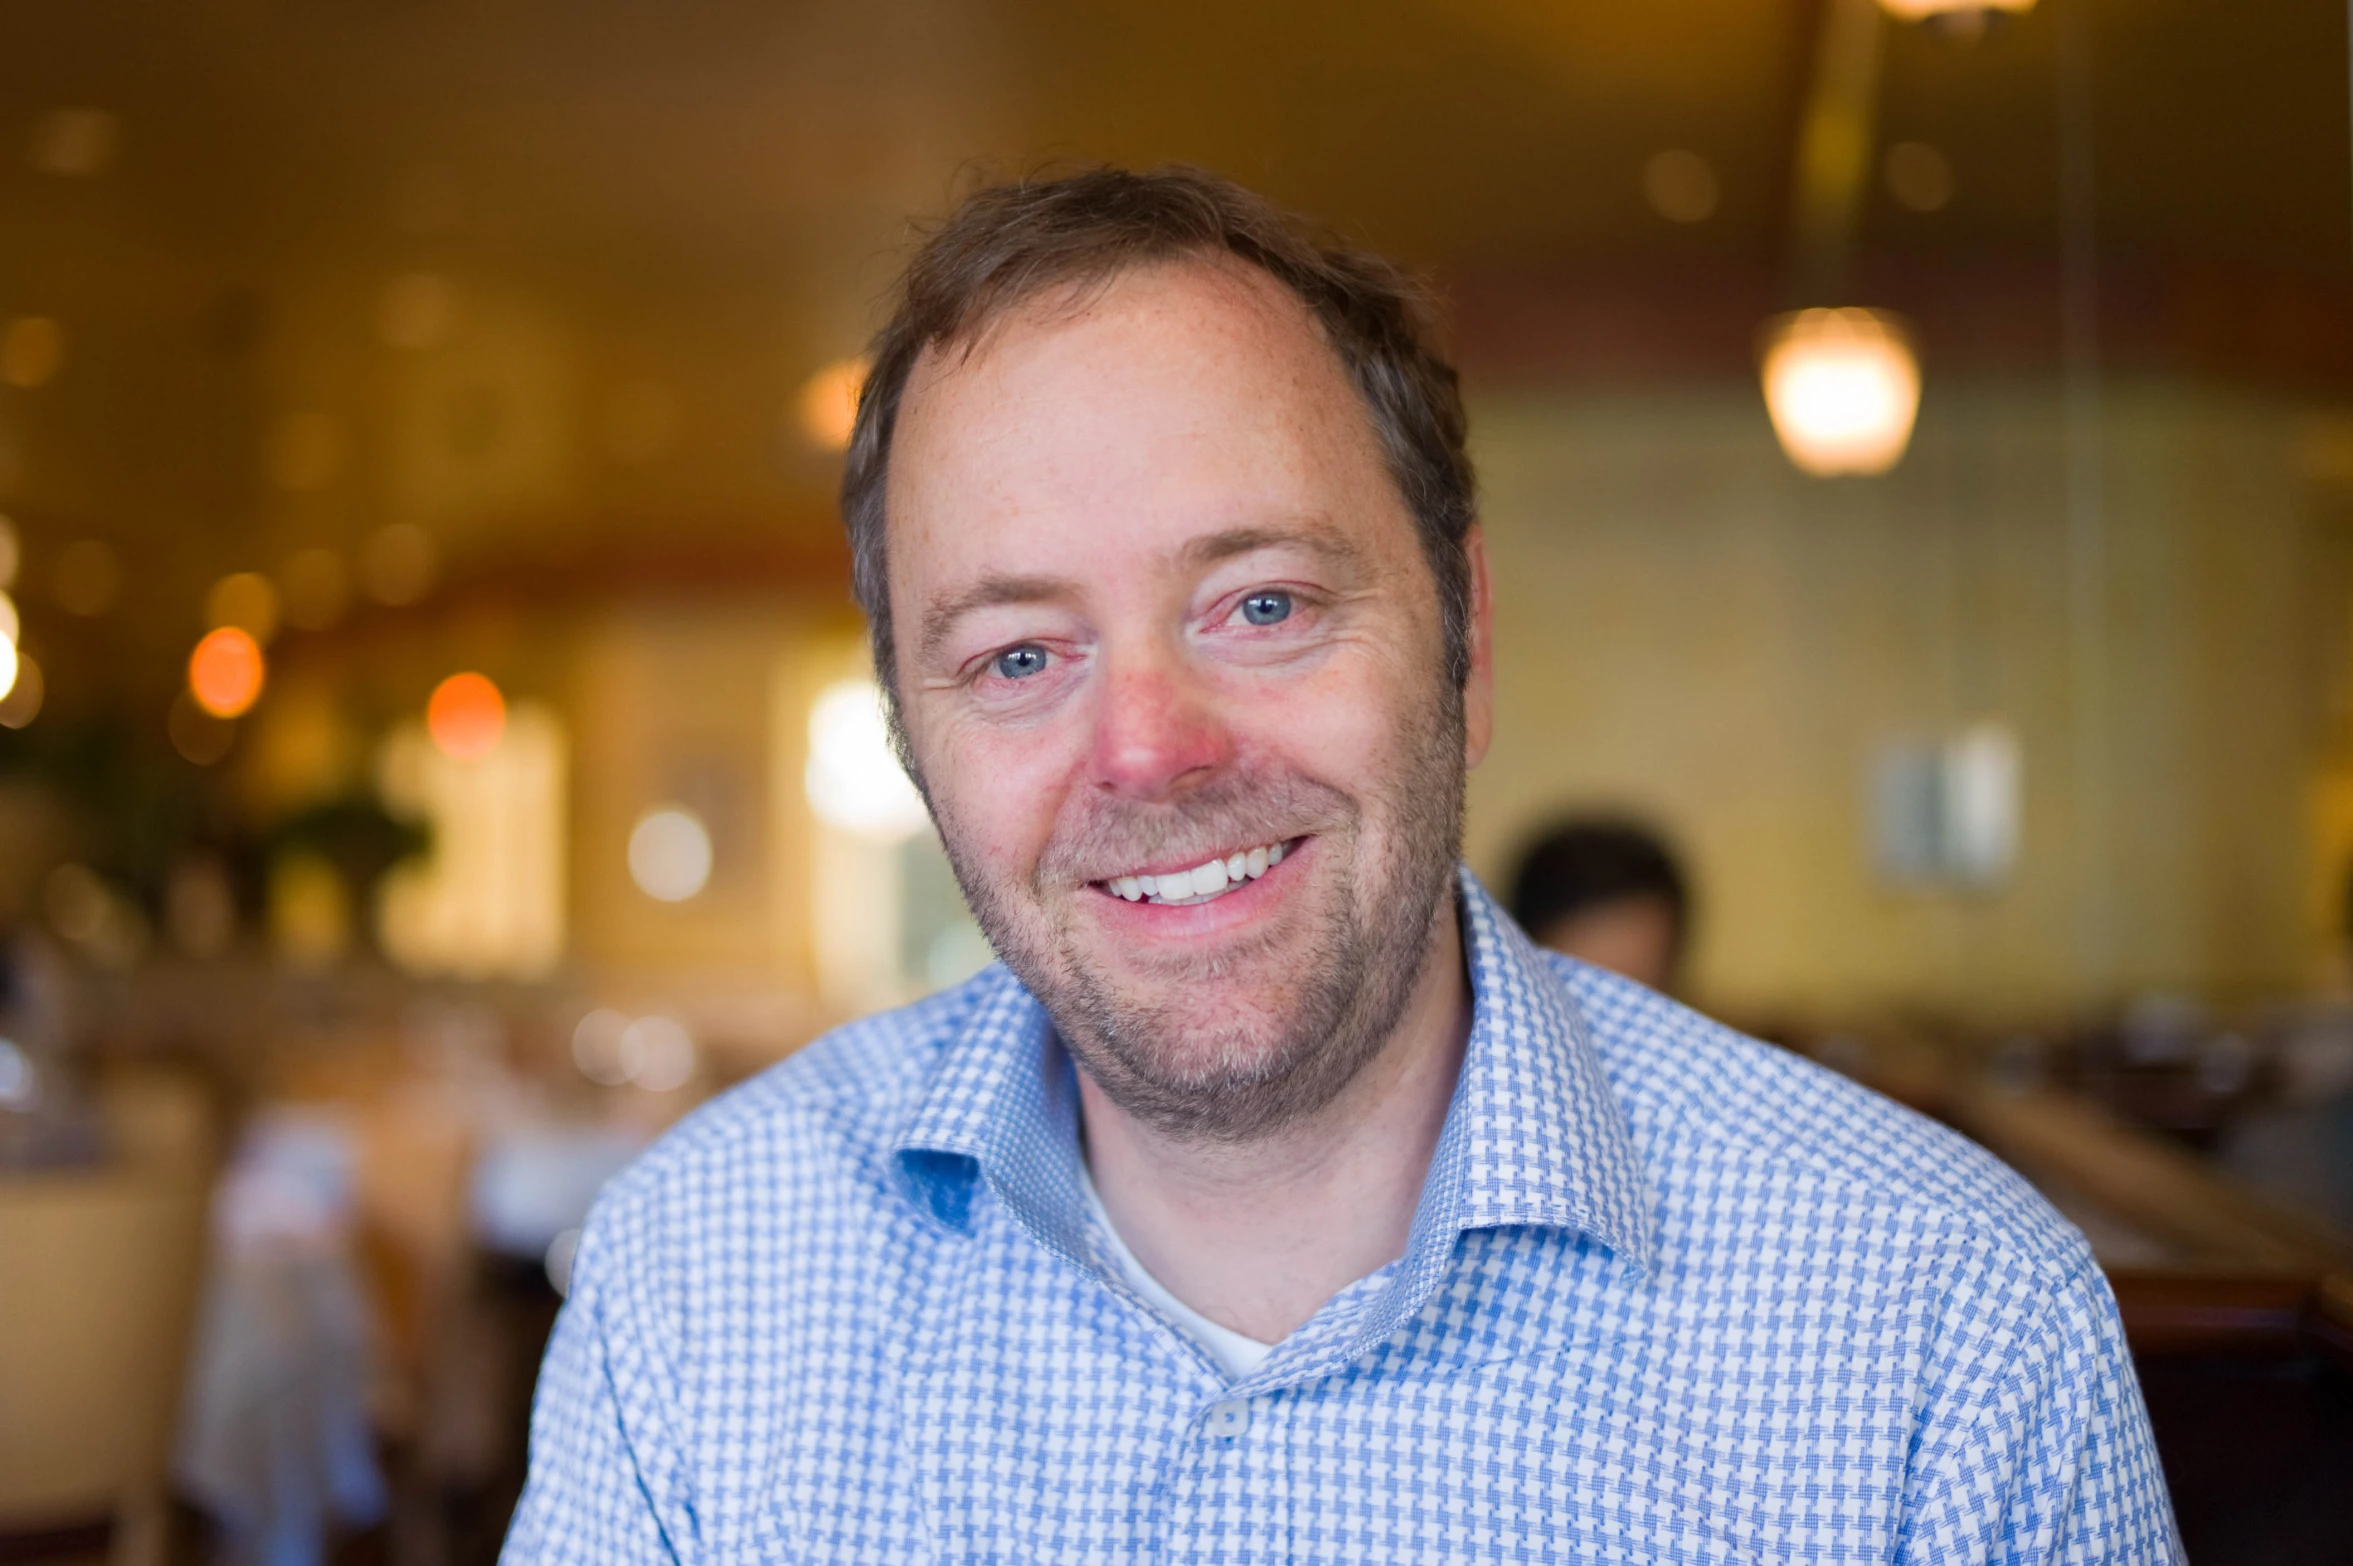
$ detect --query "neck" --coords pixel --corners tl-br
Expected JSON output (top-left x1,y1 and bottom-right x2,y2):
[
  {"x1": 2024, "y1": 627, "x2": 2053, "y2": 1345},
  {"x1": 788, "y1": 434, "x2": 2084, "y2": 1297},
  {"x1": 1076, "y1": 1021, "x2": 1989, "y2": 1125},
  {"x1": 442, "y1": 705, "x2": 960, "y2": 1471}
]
[{"x1": 1076, "y1": 895, "x2": 1474, "y2": 1344}]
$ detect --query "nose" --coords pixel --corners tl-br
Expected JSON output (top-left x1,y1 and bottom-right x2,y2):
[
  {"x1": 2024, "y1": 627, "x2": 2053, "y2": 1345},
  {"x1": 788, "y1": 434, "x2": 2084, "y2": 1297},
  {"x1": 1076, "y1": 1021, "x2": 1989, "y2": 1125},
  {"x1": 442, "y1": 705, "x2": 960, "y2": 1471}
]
[{"x1": 1087, "y1": 652, "x2": 1234, "y2": 802}]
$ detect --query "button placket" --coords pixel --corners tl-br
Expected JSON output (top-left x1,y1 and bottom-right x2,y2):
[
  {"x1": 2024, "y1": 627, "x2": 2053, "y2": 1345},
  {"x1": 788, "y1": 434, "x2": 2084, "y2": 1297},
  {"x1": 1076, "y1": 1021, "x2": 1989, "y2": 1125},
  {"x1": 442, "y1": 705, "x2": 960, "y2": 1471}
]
[{"x1": 1204, "y1": 1397, "x2": 1251, "y2": 1439}]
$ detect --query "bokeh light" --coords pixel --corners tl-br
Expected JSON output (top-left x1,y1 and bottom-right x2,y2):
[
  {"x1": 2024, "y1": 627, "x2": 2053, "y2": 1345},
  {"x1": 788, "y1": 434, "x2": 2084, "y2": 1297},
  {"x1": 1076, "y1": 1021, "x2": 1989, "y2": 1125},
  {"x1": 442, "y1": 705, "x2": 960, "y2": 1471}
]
[
  {"x1": 2, "y1": 316, "x2": 65, "y2": 388},
  {"x1": 188, "y1": 626, "x2": 266, "y2": 718},
  {"x1": 168, "y1": 690, "x2": 236, "y2": 765},
  {"x1": 427, "y1": 671, "x2": 506, "y2": 760},
  {"x1": 206, "y1": 571, "x2": 282, "y2": 644},
  {"x1": 619, "y1": 1015, "x2": 696, "y2": 1092},
  {"x1": 1878, "y1": 0, "x2": 2034, "y2": 17},
  {"x1": 570, "y1": 1006, "x2": 696, "y2": 1090},
  {"x1": 627, "y1": 806, "x2": 714, "y2": 902},
  {"x1": 0, "y1": 653, "x2": 44, "y2": 730},
  {"x1": 1759, "y1": 308, "x2": 1921, "y2": 478},
  {"x1": 1884, "y1": 142, "x2": 1955, "y2": 213},
  {"x1": 27, "y1": 109, "x2": 117, "y2": 177},
  {"x1": 0, "y1": 637, "x2": 19, "y2": 707},
  {"x1": 1642, "y1": 150, "x2": 1720, "y2": 225},
  {"x1": 570, "y1": 1008, "x2": 633, "y2": 1086},
  {"x1": 0, "y1": 515, "x2": 20, "y2": 589},
  {"x1": 805, "y1": 678, "x2": 928, "y2": 841},
  {"x1": 363, "y1": 523, "x2": 437, "y2": 606},
  {"x1": 544, "y1": 1228, "x2": 581, "y2": 1298},
  {"x1": 795, "y1": 356, "x2": 866, "y2": 452}
]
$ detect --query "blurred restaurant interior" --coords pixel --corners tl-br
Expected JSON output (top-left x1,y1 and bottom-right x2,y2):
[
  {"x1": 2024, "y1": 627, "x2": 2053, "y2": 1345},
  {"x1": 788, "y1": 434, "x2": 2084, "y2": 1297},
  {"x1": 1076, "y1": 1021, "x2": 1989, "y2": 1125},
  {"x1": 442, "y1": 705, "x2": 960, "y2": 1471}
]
[{"x1": 2, "y1": 0, "x2": 2352, "y2": 1560}]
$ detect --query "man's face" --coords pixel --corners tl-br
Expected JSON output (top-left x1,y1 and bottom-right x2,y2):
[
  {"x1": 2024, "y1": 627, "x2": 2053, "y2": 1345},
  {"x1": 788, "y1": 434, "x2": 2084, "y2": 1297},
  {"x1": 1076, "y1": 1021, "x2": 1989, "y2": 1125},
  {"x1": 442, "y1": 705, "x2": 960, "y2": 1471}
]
[{"x1": 886, "y1": 258, "x2": 1492, "y2": 1141}]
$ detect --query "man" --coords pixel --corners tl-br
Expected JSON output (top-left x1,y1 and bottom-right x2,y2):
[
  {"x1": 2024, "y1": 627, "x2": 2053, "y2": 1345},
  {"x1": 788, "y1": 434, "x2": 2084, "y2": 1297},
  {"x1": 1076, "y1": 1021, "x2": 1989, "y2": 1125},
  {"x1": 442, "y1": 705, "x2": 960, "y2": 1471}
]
[
  {"x1": 1508, "y1": 816, "x2": 1692, "y2": 995},
  {"x1": 507, "y1": 168, "x2": 2177, "y2": 1562}
]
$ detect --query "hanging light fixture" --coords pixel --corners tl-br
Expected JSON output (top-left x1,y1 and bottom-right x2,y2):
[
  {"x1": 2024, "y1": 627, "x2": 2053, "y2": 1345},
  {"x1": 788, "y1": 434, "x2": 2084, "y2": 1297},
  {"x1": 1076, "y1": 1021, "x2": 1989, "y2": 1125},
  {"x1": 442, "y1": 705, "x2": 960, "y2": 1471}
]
[
  {"x1": 1876, "y1": 0, "x2": 2035, "y2": 19},
  {"x1": 1759, "y1": 308, "x2": 1922, "y2": 477}
]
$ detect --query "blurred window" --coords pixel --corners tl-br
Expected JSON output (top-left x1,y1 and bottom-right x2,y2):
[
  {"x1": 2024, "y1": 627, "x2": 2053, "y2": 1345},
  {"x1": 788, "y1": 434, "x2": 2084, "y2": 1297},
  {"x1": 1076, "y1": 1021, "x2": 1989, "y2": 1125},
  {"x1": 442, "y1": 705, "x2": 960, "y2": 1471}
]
[{"x1": 375, "y1": 704, "x2": 567, "y2": 978}]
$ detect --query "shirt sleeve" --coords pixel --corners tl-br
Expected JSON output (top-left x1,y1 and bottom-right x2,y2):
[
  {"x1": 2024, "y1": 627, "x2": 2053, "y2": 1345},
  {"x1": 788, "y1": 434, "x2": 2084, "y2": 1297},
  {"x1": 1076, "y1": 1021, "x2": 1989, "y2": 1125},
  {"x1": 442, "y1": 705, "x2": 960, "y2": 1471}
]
[
  {"x1": 1898, "y1": 1259, "x2": 2182, "y2": 1565},
  {"x1": 501, "y1": 1221, "x2": 690, "y2": 1566}
]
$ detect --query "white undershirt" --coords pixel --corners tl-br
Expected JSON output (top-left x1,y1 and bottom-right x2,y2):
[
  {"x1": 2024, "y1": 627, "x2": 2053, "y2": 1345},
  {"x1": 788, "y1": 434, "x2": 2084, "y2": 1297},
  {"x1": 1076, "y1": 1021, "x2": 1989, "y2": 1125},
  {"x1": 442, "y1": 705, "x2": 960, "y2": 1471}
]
[{"x1": 1079, "y1": 1163, "x2": 1278, "y2": 1380}]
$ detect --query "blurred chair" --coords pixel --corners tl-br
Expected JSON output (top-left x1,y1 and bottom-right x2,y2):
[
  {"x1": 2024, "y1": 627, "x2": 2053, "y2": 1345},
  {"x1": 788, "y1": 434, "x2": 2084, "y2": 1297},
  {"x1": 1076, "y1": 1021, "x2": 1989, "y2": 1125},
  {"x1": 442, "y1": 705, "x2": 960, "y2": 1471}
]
[{"x1": 0, "y1": 1075, "x2": 213, "y2": 1565}]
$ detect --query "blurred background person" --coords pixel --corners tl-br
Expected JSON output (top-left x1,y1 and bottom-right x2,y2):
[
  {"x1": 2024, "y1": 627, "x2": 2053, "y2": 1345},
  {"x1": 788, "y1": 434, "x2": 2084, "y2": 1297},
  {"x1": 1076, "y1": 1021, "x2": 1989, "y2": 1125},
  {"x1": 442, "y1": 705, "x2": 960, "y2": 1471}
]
[{"x1": 1507, "y1": 817, "x2": 1690, "y2": 995}]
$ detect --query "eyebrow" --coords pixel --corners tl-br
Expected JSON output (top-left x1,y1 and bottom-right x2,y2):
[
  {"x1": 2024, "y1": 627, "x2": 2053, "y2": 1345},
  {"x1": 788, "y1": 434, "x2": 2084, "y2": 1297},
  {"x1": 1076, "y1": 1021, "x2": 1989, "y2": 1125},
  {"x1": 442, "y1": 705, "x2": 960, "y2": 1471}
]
[
  {"x1": 918, "y1": 574, "x2": 1078, "y2": 664},
  {"x1": 914, "y1": 521, "x2": 1367, "y2": 664},
  {"x1": 1178, "y1": 521, "x2": 1366, "y2": 574}
]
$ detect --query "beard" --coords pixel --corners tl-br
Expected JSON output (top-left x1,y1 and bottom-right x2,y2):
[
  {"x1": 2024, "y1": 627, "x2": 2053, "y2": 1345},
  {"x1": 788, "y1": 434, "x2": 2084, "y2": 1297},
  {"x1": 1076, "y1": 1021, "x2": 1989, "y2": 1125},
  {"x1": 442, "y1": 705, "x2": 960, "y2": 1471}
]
[{"x1": 934, "y1": 679, "x2": 1468, "y2": 1145}]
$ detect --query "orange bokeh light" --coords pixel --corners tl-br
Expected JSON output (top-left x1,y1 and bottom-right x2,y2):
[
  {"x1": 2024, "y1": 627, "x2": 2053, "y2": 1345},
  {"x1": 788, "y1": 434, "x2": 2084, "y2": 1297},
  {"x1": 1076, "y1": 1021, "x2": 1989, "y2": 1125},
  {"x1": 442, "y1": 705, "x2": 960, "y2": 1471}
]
[
  {"x1": 188, "y1": 627, "x2": 266, "y2": 718},
  {"x1": 796, "y1": 356, "x2": 866, "y2": 452},
  {"x1": 427, "y1": 671, "x2": 506, "y2": 760}
]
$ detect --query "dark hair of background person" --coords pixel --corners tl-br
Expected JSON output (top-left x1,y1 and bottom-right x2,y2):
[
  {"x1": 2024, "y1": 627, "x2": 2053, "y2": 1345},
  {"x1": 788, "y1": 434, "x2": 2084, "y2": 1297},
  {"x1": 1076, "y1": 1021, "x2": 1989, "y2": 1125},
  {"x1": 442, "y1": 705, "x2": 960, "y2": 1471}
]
[
  {"x1": 1508, "y1": 818, "x2": 1692, "y2": 959},
  {"x1": 840, "y1": 165, "x2": 1478, "y2": 739}
]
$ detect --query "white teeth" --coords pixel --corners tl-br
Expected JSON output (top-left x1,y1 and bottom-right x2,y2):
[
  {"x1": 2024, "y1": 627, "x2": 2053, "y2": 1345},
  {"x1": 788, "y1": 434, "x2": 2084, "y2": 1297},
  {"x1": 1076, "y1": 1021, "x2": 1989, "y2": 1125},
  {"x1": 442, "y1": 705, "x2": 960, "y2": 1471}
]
[{"x1": 1106, "y1": 840, "x2": 1295, "y2": 905}]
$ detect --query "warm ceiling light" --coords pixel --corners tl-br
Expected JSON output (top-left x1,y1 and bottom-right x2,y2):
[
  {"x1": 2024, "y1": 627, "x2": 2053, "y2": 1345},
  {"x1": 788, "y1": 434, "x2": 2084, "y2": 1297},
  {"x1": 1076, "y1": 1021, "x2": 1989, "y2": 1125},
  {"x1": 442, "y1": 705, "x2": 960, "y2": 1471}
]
[
  {"x1": 1876, "y1": 0, "x2": 2035, "y2": 17},
  {"x1": 1759, "y1": 308, "x2": 1922, "y2": 477},
  {"x1": 188, "y1": 627, "x2": 266, "y2": 718},
  {"x1": 796, "y1": 357, "x2": 867, "y2": 452},
  {"x1": 426, "y1": 671, "x2": 506, "y2": 760}
]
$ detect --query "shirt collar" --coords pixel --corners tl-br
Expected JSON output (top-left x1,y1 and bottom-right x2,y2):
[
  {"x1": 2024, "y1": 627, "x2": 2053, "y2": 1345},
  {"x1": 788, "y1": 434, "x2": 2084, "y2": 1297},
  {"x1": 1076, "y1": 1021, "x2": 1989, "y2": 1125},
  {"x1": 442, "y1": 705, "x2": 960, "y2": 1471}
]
[{"x1": 891, "y1": 868, "x2": 1656, "y2": 1280}]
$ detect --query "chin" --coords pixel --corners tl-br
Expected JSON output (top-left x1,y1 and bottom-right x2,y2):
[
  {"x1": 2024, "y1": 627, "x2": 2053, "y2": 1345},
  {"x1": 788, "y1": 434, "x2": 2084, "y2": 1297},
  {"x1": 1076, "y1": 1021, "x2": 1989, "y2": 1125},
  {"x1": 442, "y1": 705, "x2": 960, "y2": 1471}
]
[{"x1": 1117, "y1": 1005, "x2": 1302, "y2": 1086}]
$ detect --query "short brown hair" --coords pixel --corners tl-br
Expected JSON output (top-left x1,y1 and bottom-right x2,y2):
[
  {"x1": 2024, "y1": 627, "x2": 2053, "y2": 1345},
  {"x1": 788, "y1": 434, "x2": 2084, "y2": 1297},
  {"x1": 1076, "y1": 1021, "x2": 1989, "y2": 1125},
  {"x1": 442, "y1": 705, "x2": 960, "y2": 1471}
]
[{"x1": 841, "y1": 165, "x2": 1477, "y2": 706}]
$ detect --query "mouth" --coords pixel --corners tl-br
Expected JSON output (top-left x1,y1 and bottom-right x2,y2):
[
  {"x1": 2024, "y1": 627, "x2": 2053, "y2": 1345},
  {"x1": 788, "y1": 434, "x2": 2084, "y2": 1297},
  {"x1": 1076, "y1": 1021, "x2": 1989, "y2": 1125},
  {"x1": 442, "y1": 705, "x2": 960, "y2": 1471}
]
[{"x1": 1092, "y1": 838, "x2": 1298, "y2": 908}]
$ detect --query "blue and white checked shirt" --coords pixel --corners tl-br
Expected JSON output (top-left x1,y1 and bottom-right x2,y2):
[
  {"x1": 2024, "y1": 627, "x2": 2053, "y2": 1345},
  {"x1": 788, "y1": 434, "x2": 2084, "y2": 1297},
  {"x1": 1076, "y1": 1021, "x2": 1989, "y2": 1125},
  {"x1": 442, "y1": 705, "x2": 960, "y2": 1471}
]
[{"x1": 507, "y1": 872, "x2": 2179, "y2": 1564}]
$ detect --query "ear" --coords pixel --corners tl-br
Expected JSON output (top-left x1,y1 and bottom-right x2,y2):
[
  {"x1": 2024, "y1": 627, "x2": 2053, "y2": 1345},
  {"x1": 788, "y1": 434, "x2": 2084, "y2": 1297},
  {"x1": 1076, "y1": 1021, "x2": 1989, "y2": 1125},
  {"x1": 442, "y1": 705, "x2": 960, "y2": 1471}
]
[{"x1": 1461, "y1": 525, "x2": 1495, "y2": 770}]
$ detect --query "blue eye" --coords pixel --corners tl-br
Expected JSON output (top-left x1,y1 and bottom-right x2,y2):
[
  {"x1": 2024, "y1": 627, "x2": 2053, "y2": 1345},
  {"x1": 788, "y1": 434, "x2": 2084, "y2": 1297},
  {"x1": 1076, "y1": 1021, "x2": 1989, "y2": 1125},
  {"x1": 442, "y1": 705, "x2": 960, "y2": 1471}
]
[
  {"x1": 992, "y1": 645, "x2": 1049, "y2": 680},
  {"x1": 1240, "y1": 591, "x2": 1292, "y2": 626}
]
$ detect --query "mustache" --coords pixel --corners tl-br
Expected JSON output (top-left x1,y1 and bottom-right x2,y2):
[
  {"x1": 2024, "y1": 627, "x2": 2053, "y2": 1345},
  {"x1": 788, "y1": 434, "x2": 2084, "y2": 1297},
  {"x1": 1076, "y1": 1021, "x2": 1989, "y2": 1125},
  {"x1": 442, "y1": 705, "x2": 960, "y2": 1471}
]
[{"x1": 1035, "y1": 767, "x2": 1352, "y2": 886}]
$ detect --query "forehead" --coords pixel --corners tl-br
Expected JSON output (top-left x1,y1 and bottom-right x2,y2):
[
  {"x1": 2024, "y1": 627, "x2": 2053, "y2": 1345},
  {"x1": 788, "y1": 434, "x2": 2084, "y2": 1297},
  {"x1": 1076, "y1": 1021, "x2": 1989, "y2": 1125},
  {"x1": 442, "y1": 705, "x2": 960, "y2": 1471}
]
[{"x1": 884, "y1": 256, "x2": 1407, "y2": 587}]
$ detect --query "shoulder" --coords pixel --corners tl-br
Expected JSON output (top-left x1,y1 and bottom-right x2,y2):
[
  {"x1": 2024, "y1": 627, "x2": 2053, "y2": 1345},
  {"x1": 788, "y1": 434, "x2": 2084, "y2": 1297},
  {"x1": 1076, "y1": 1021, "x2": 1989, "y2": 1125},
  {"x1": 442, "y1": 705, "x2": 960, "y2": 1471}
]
[
  {"x1": 1554, "y1": 954, "x2": 2095, "y2": 1288},
  {"x1": 582, "y1": 973, "x2": 990, "y2": 1256}
]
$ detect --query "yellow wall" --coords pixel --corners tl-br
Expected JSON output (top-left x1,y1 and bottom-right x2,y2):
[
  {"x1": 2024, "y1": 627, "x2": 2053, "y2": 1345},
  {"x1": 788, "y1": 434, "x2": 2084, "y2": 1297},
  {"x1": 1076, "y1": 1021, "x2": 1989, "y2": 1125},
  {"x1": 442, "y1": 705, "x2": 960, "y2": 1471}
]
[{"x1": 1464, "y1": 378, "x2": 2336, "y2": 1020}]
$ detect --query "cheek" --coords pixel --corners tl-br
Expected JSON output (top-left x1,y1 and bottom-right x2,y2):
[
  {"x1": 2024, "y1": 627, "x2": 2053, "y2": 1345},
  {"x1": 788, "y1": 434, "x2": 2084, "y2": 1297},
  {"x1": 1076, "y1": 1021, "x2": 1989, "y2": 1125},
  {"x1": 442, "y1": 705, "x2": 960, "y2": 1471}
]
[
  {"x1": 1221, "y1": 648, "x2": 1427, "y2": 804},
  {"x1": 917, "y1": 711, "x2": 1086, "y2": 879}
]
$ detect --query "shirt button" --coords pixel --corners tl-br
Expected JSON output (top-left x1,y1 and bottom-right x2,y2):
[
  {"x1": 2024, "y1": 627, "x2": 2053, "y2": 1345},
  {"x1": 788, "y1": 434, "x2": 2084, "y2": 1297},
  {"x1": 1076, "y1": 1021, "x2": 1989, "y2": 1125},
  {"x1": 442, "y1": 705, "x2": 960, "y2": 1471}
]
[{"x1": 1205, "y1": 1399, "x2": 1251, "y2": 1438}]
